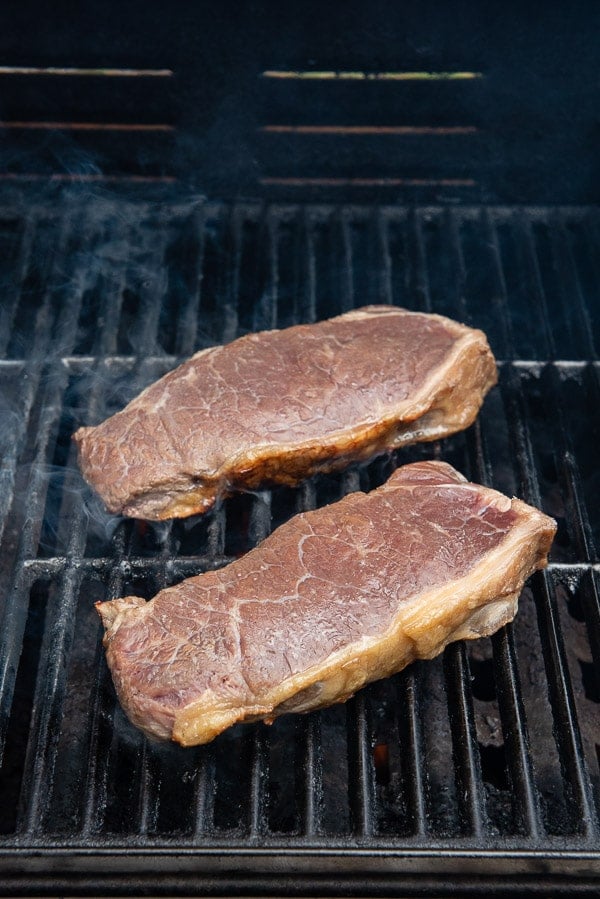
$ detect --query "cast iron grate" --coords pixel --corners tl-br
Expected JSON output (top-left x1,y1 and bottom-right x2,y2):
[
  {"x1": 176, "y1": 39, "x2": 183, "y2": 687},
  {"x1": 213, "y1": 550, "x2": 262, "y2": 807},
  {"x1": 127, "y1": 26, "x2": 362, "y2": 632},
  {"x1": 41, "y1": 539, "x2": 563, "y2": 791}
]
[{"x1": 0, "y1": 196, "x2": 599, "y2": 893}]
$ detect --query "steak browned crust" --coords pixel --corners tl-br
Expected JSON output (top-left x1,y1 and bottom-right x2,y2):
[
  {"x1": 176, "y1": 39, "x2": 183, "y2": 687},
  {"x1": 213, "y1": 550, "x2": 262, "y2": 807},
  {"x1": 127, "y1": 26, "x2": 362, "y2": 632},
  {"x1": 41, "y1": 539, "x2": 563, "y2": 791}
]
[
  {"x1": 74, "y1": 306, "x2": 497, "y2": 520},
  {"x1": 97, "y1": 462, "x2": 556, "y2": 746}
]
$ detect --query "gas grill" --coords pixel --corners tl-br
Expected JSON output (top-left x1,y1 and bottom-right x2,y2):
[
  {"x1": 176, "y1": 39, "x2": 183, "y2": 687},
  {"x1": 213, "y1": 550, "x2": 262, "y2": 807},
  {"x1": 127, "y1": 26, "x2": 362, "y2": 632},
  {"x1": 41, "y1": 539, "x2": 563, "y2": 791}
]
[{"x1": 0, "y1": 3, "x2": 599, "y2": 895}]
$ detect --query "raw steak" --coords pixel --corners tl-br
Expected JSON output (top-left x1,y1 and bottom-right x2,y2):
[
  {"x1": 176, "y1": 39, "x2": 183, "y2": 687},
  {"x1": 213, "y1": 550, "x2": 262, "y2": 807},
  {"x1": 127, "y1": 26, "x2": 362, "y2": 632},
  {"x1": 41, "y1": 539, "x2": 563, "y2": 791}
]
[
  {"x1": 74, "y1": 306, "x2": 497, "y2": 520},
  {"x1": 97, "y1": 461, "x2": 555, "y2": 745}
]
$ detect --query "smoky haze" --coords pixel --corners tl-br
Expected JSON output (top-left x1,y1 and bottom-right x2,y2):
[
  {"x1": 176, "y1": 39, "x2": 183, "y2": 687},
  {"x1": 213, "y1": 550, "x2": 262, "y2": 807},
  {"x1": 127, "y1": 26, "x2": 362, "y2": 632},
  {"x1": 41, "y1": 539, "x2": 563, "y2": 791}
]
[{"x1": 0, "y1": 183, "x2": 223, "y2": 576}]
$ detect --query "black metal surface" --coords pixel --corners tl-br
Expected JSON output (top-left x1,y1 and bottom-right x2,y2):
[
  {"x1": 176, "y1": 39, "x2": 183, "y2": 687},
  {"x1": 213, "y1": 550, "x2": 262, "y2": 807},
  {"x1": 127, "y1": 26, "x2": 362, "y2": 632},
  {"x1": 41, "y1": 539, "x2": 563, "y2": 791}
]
[
  {"x1": 0, "y1": 196, "x2": 599, "y2": 895},
  {"x1": 0, "y1": 1, "x2": 598, "y2": 202}
]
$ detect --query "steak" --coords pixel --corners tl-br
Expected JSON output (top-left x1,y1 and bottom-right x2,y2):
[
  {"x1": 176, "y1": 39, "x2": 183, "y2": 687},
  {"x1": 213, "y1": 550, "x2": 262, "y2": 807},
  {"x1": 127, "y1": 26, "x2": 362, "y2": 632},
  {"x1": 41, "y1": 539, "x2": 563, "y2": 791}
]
[
  {"x1": 97, "y1": 461, "x2": 556, "y2": 746},
  {"x1": 74, "y1": 306, "x2": 497, "y2": 520}
]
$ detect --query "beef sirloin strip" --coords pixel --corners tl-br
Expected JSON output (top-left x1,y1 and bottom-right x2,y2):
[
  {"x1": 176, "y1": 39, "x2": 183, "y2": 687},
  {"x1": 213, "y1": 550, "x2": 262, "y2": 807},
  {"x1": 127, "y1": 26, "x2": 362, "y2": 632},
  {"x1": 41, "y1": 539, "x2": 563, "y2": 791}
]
[
  {"x1": 97, "y1": 461, "x2": 555, "y2": 746},
  {"x1": 74, "y1": 306, "x2": 497, "y2": 520}
]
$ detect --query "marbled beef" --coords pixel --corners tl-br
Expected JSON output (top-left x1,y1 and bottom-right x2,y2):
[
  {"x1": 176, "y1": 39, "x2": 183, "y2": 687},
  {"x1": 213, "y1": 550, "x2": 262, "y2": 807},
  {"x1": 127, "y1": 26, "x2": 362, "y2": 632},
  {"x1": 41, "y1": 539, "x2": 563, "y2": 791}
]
[
  {"x1": 97, "y1": 461, "x2": 555, "y2": 746},
  {"x1": 74, "y1": 307, "x2": 497, "y2": 520}
]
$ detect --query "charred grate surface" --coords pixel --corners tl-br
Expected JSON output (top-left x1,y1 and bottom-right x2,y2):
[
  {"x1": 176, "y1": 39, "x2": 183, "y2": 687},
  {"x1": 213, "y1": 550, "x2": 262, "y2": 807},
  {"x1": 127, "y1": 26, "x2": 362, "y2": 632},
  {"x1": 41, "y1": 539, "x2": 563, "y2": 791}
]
[{"x1": 0, "y1": 196, "x2": 599, "y2": 892}]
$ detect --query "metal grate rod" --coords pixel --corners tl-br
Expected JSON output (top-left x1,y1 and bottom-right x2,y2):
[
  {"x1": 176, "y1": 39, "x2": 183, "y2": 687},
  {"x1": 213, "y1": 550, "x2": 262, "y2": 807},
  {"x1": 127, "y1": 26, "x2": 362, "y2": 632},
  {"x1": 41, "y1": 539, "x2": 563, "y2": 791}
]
[
  {"x1": 339, "y1": 211, "x2": 355, "y2": 313},
  {"x1": 347, "y1": 690, "x2": 375, "y2": 837},
  {"x1": 552, "y1": 217, "x2": 597, "y2": 360},
  {"x1": 80, "y1": 537, "x2": 124, "y2": 834},
  {"x1": 446, "y1": 209, "x2": 471, "y2": 324},
  {"x1": 136, "y1": 741, "x2": 160, "y2": 836},
  {"x1": 541, "y1": 365, "x2": 596, "y2": 562},
  {"x1": 411, "y1": 209, "x2": 433, "y2": 313},
  {"x1": 192, "y1": 746, "x2": 216, "y2": 836},
  {"x1": 263, "y1": 208, "x2": 279, "y2": 331},
  {"x1": 482, "y1": 209, "x2": 517, "y2": 360},
  {"x1": 247, "y1": 207, "x2": 279, "y2": 333},
  {"x1": 302, "y1": 210, "x2": 318, "y2": 324},
  {"x1": 219, "y1": 208, "x2": 241, "y2": 345},
  {"x1": 375, "y1": 209, "x2": 393, "y2": 306},
  {"x1": 248, "y1": 727, "x2": 269, "y2": 838},
  {"x1": 517, "y1": 216, "x2": 556, "y2": 359},
  {"x1": 397, "y1": 666, "x2": 427, "y2": 836},
  {"x1": 175, "y1": 204, "x2": 206, "y2": 358},
  {"x1": 490, "y1": 625, "x2": 543, "y2": 838},
  {"x1": 296, "y1": 713, "x2": 322, "y2": 838},
  {"x1": 443, "y1": 642, "x2": 487, "y2": 836}
]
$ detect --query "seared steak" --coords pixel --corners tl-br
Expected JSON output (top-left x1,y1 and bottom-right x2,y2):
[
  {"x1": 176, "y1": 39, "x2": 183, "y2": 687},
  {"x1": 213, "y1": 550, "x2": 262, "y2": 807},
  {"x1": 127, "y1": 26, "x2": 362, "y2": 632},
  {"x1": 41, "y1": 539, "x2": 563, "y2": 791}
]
[
  {"x1": 74, "y1": 306, "x2": 497, "y2": 520},
  {"x1": 97, "y1": 461, "x2": 555, "y2": 746}
]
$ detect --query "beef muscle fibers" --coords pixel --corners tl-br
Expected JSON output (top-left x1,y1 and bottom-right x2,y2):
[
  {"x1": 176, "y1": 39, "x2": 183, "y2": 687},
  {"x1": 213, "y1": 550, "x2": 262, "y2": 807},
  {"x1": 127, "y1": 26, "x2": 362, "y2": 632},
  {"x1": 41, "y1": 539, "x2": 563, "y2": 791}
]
[
  {"x1": 97, "y1": 462, "x2": 555, "y2": 746},
  {"x1": 74, "y1": 307, "x2": 497, "y2": 519}
]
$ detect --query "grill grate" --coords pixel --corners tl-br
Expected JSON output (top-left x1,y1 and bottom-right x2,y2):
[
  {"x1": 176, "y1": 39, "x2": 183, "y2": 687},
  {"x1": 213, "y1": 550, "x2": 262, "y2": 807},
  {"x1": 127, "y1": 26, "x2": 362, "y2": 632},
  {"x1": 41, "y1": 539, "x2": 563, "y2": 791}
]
[{"x1": 0, "y1": 196, "x2": 599, "y2": 893}]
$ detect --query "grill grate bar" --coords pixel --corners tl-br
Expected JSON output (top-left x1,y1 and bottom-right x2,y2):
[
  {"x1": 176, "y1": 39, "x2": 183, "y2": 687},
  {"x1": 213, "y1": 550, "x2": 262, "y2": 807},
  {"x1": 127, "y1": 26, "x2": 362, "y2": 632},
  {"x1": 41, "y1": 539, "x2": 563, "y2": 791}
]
[
  {"x1": 375, "y1": 209, "x2": 393, "y2": 306},
  {"x1": 248, "y1": 727, "x2": 269, "y2": 837},
  {"x1": 136, "y1": 741, "x2": 160, "y2": 836},
  {"x1": 19, "y1": 557, "x2": 600, "y2": 577},
  {"x1": 174, "y1": 205, "x2": 206, "y2": 358},
  {"x1": 552, "y1": 218, "x2": 597, "y2": 360},
  {"x1": 443, "y1": 642, "x2": 487, "y2": 836},
  {"x1": 130, "y1": 223, "x2": 171, "y2": 357},
  {"x1": 3, "y1": 355, "x2": 594, "y2": 371},
  {"x1": 192, "y1": 748, "x2": 217, "y2": 836},
  {"x1": 263, "y1": 209, "x2": 279, "y2": 331},
  {"x1": 542, "y1": 365, "x2": 596, "y2": 563},
  {"x1": 480, "y1": 208, "x2": 515, "y2": 360},
  {"x1": 347, "y1": 691, "x2": 375, "y2": 837},
  {"x1": 446, "y1": 209, "x2": 471, "y2": 324},
  {"x1": 80, "y1": 535, "x2": 124, "y2": 835},
  {"x1": 516, "y1": 216, "x2": 556, "y2": 360},
  {"x1": 491, "y1": 625, "x2": 543, "y2": 837},
  {"x1": 397, "y1": 667, "x2": 427, "y2": 835},
  {"x1": 303, "y1": 210, "x2": 318, "y2": 323},
  {"x1": 409, "y1": 209, "x2": 432, "y2": 313},
  {"x1": 94, "y1": 218, "x2": 132, "y2": 358},
  {"x1": 219, "y1": 208, "x2": 241, "y2": 345},
  {"x1": 297, "y1": 714, "x2": 323, "y2": 837},
  {"x1": 338, "y1": 211, "x2": 355, "y2": 313}
]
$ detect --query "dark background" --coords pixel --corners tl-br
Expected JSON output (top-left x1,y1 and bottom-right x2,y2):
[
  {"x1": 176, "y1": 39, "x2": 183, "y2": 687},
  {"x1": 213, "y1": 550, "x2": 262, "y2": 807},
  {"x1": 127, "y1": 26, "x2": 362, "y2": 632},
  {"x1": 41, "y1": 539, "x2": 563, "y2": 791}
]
[{"x1": 0, "y1": 1, "x2": 597, "y2": 202}]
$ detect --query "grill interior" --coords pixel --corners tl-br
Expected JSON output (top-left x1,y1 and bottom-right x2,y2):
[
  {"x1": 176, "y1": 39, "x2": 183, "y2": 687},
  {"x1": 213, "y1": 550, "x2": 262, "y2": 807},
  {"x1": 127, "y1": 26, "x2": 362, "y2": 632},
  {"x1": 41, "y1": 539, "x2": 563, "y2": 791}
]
[
  {"x1": 0, "y1": 196, "x2": 598, "y2": 893},
  {"x1": 1, "y1": 3, "x2": 598, "y2": 203}
]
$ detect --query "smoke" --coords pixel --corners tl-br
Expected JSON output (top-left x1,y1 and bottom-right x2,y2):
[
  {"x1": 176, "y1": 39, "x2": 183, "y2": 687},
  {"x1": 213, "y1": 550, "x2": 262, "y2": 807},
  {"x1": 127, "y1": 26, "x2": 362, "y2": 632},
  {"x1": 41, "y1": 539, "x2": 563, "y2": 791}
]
[{"x1": 0, "y1": 170, "x2": 211, "y2": 557}]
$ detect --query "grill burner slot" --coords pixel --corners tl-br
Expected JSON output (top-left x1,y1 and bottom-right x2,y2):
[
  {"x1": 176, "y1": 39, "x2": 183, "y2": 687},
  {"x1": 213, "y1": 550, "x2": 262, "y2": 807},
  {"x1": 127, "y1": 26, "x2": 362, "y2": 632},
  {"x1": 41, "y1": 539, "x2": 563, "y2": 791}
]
[{"x1": 0, "y1": 198, "x2": 598, "y2": 892}]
